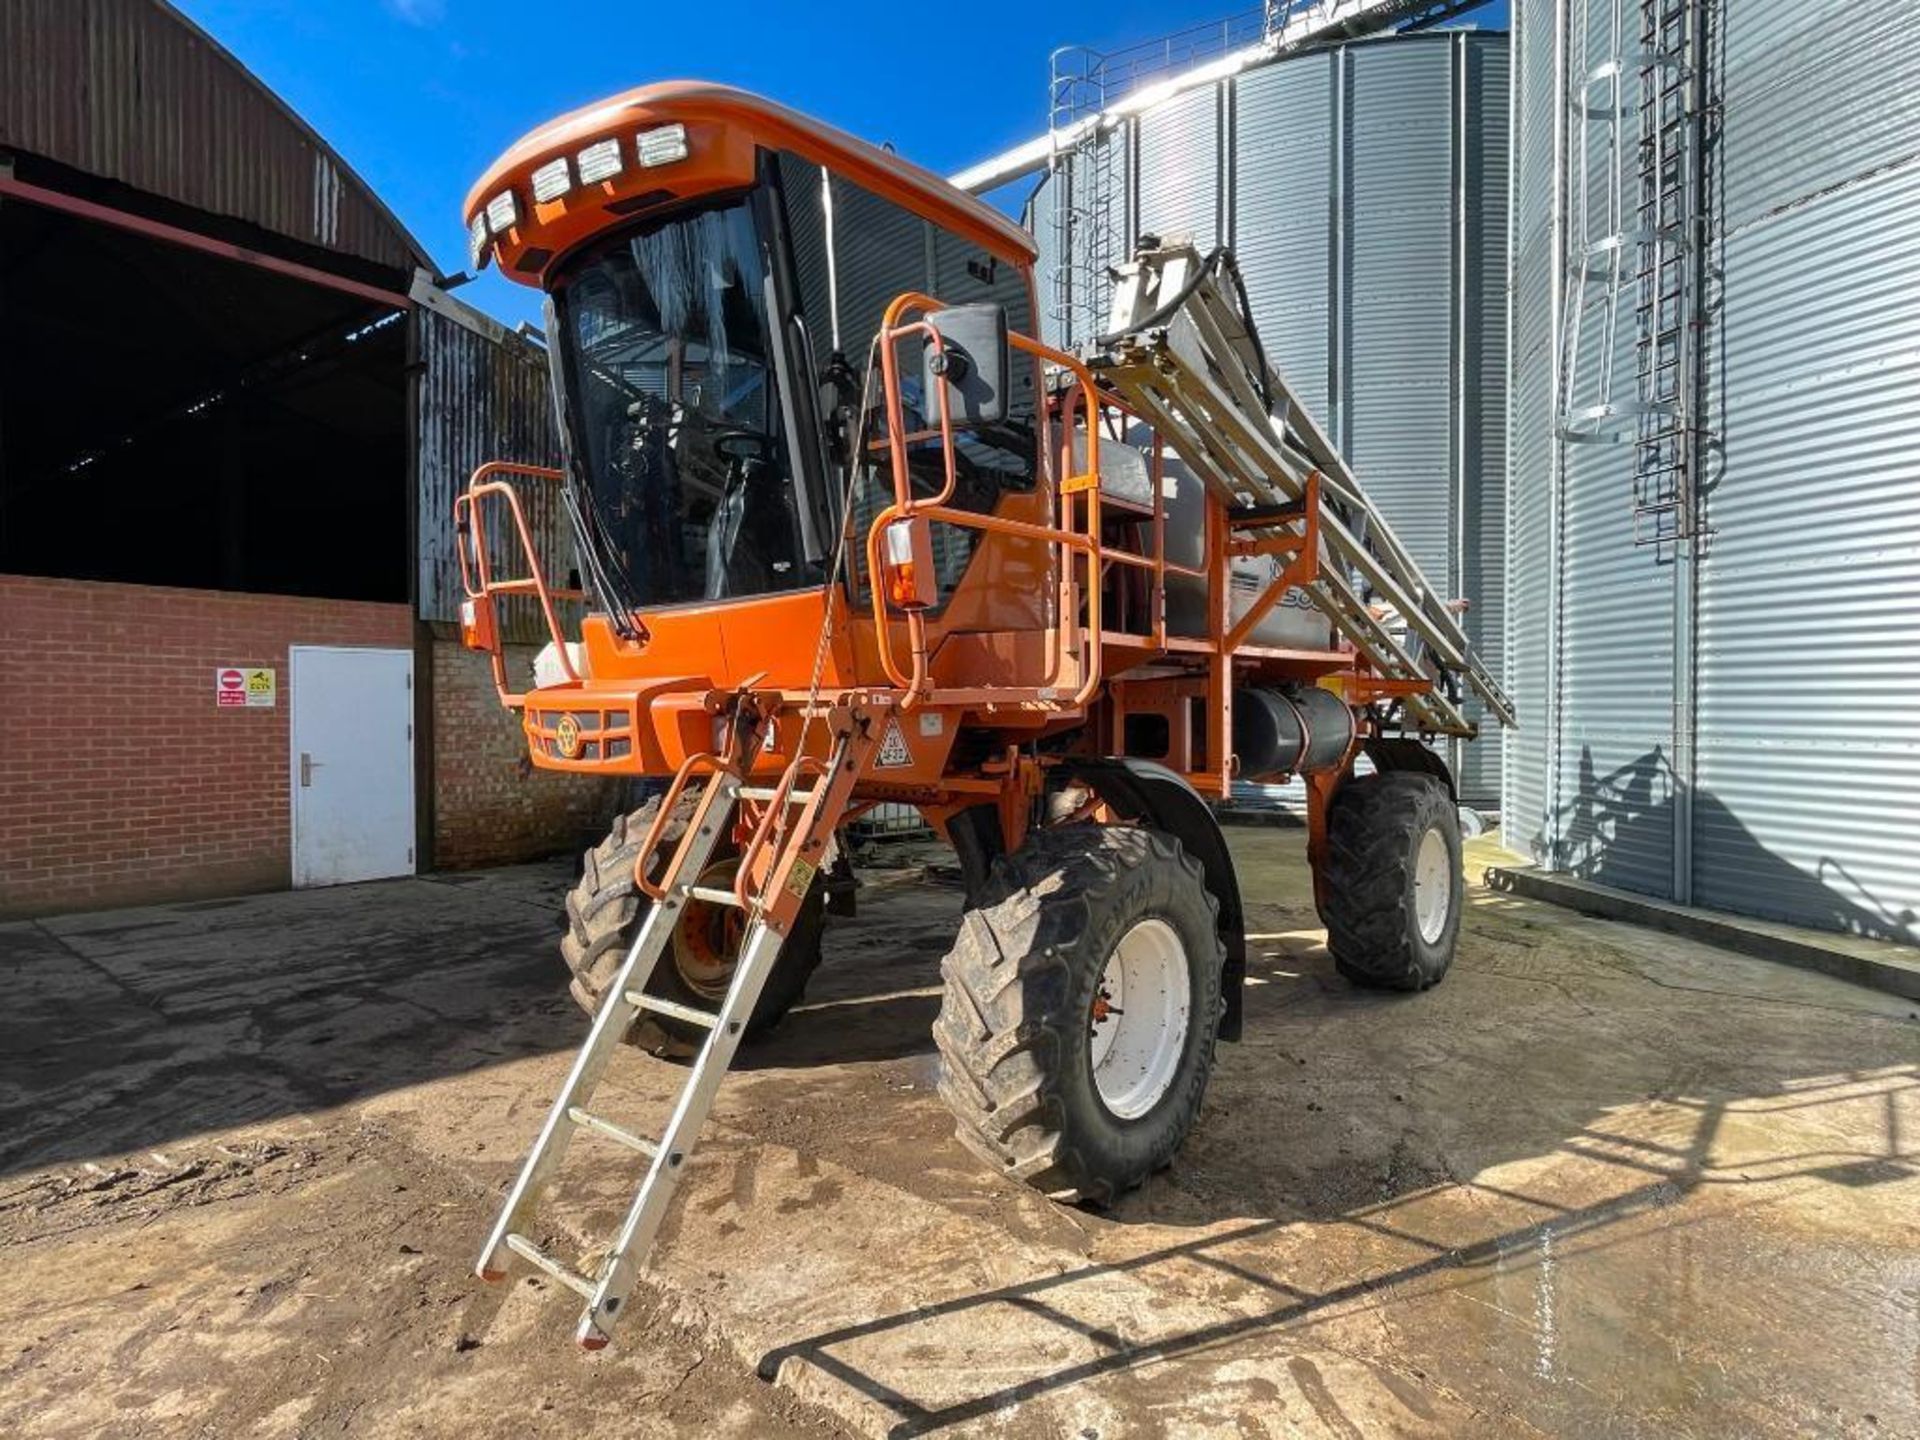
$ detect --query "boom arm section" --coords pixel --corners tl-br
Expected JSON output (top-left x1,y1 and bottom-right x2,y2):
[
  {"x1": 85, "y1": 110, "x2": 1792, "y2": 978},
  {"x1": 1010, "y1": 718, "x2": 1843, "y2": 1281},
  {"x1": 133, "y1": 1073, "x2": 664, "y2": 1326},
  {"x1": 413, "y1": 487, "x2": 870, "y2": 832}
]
[{"x1": 1090, "y1": 242, "x2": 1516, "y2": 736}]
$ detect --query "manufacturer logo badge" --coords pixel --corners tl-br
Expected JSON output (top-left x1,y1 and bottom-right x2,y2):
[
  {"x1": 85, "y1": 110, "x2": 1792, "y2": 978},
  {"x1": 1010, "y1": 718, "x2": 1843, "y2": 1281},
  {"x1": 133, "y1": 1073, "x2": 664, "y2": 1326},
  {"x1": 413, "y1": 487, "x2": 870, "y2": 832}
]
[{"x1": 555, "y1": 713, "x2": 583, "y2": 759}]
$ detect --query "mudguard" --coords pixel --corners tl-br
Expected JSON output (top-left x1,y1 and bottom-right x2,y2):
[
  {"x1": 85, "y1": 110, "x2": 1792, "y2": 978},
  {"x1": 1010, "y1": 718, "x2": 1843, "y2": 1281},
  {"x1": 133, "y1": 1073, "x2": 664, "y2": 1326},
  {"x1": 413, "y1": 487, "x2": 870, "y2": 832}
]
[{"x1": 1363, "y1": 737, "x2": 1457, "y2": 800}]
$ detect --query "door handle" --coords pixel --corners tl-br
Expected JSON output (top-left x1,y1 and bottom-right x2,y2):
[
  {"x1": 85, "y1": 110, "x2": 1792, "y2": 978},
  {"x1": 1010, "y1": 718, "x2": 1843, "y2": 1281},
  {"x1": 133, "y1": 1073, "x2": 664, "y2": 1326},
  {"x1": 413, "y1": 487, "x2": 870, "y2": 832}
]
[{"x1": 300, "y1": 752, "x2": 317, "y2": 787}]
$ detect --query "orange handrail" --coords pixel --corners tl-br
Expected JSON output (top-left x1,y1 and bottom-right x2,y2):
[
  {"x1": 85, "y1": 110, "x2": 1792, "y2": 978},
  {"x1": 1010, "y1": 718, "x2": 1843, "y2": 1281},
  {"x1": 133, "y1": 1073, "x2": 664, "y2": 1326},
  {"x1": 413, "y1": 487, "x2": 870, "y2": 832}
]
[
  {"x1": 731, "y1": 753, "x2": 830, "y2": 909},
  {"x1": 454, "y1": 460, "x2": 585, "y2": 703},
  {"x1": 632, "y1": 751, "x2": 731, "y2": 901},
  {"x1": 862, "y1": 294, "x2": 1109, "y2": 711}
]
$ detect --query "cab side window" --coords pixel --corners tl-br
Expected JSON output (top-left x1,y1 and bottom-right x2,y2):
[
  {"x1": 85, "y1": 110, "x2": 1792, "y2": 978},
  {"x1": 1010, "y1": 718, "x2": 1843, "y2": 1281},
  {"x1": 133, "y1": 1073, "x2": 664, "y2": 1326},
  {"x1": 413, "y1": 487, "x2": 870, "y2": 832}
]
[{"x1": 773, "y1": 150, "x2": 1039, "y2": 601}]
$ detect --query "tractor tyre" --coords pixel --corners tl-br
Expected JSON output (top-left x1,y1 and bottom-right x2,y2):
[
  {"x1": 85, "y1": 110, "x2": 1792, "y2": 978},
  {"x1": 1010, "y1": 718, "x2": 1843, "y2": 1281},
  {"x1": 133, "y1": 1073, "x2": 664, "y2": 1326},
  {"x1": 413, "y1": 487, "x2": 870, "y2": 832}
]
[
  {"x1": 1321, "y1": 772, "x2": 1462, "y2": 991},
  {"x1": 560, "y1": 795, "x2": 827, "y2": 1053},
  {"x1": 933, "y1": 824, "x2": 1226, "y2": 1205}
]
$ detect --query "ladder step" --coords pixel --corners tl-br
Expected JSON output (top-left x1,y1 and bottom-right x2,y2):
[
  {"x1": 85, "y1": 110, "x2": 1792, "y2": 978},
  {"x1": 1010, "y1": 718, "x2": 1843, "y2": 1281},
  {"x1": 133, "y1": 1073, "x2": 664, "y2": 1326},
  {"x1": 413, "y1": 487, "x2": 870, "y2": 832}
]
[
  {"x1": 737, "y1": 785, "x2": 815, "y2": 804},
  {"x1": 686, "y1": 885, "x2": 745, "y2": 908},
  {"x1": 624, "y1": 991, "x2": 720, "y2": 1030},
  {"x1": 503, "y1": 1233, "x2": 596, "y2": 1300},
  {"x1": 566, "y1": 1106, "x2": 659, "y2": 1157}
]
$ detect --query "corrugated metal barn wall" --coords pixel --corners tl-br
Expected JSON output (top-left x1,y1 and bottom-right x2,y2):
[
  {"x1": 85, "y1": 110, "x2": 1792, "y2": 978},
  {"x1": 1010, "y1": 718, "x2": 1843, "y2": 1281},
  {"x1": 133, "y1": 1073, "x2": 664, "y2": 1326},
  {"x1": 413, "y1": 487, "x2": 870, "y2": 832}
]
[
  {"x1": 1035, "y1": 31, "x2": 1511, "y2": 807},
  {"x1": 1505, "y1": 0, "x2": 1920, "y2": 943},
  {"x1": 414, "y1": 299, "x2": 570, "y2": 644},
  {"x1": 0, "y1": 0, "x2": 424, "y2": 272}
]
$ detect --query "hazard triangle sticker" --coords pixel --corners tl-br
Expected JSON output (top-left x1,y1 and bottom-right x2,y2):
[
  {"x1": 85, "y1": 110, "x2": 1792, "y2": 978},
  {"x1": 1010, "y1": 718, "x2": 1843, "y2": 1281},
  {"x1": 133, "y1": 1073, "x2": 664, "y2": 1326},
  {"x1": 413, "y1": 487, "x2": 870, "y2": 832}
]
[{"x1": 876, "y1": 718, "x2": 913, "y2": 768}]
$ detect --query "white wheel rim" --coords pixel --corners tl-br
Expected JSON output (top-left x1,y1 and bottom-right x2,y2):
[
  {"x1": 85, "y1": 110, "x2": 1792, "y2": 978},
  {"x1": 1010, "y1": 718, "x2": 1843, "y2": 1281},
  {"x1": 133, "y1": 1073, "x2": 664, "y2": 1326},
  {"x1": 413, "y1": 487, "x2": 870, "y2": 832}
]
[
  {"x1": 1414, "y1": 825, "x2": 1452, "y2": 944},
  {"x1": 1087, "y1": 918, "x2": 1192, "y2": 1120}
]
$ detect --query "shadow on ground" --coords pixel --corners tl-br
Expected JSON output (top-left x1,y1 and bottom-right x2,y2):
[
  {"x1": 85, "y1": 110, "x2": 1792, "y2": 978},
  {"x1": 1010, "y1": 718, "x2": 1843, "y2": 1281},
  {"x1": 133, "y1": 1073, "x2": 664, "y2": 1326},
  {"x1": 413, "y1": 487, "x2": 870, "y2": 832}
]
[
  {"x1": 3, "y1": 829, "x2": 1917, "y2": 1436},
  {"x1": 0, "y1": 865, "x2": 589, "y2": 1176}
]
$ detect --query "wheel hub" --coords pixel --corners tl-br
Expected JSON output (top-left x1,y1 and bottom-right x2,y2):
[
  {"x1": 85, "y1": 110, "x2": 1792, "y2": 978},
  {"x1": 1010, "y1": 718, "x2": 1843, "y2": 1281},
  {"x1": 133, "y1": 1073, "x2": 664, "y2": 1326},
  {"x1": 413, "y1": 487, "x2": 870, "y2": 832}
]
[
  {"x1": 1087, "y1": 918, "x2": 1192, "y2": 1120},
  {"x1": 672, "y1": 857, "x2": 745, "y2": 1000},
  {"x1": 1414, "y1": 825, "x2": 1452, "y2": 944}
]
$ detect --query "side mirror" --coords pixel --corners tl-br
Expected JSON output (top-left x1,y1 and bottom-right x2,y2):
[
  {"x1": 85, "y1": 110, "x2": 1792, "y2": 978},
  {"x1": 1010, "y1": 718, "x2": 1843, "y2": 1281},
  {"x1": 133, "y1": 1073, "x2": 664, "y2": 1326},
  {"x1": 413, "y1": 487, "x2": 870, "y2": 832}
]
[{"x1": 922, "y1": 303, "x2": 1010, "y2": 427}]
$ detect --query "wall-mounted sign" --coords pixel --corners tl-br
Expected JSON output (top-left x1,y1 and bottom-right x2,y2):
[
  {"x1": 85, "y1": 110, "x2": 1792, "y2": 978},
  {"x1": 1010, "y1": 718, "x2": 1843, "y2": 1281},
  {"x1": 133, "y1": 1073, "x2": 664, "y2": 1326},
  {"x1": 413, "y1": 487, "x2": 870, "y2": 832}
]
[{"x1": 216, "y1": 667, "x2": 276, "y2": 708}]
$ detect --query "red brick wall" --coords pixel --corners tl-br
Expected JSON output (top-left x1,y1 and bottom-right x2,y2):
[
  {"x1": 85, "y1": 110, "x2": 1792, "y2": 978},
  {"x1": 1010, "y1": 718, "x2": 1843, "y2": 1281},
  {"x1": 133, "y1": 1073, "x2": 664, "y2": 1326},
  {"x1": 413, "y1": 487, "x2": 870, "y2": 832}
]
[
  {"x1": 430, "y1": 633, "x2": 621, "y2": 869},
  {"x1": 0, "y1": 575, "x2": 412, "y2": 917}
]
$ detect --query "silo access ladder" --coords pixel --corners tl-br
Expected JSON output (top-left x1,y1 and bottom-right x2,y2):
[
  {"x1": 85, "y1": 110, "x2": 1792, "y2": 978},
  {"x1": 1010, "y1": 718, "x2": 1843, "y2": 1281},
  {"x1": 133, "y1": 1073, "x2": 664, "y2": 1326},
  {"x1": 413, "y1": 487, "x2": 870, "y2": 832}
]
[
  {"x1": 1088, "y1": 241, "x2": 1516, "y2": 736},
  {"x1": 474, "y1": 706, "x2": 879, "y2": 1349}
]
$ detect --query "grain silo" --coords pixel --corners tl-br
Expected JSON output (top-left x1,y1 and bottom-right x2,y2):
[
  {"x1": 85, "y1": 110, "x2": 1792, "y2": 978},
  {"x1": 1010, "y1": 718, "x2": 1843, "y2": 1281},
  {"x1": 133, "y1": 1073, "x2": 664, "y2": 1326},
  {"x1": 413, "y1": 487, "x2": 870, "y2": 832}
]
[
  {"x1": 1504, "y1": 0, "x2": 1920, "y2": 942},
  {"x1": 1008, "y1": 21, "x2": 1512, "y2": 807}
]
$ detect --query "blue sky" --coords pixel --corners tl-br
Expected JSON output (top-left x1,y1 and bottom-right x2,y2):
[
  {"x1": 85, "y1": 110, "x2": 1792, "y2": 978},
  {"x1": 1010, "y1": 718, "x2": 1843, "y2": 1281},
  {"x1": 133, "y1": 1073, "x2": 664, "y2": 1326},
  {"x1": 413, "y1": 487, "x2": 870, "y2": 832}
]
[{"x1": 173, "y1": 1, "x2": 1507, "y2": 328}]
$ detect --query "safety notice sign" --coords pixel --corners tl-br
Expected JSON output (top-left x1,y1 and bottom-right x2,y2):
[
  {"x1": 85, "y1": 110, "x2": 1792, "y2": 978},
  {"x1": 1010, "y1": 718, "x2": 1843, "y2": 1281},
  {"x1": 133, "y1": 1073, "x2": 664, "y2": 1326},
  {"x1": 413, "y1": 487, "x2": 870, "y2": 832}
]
[{"x1": 216, "y1": 667, "x2": 276, "y2": 708}]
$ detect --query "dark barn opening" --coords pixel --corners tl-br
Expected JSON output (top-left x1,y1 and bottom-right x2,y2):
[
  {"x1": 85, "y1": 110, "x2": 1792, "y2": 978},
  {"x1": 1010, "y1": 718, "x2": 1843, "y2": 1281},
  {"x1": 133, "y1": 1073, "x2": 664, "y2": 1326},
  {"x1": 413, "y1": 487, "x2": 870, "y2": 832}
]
[{"x1": 0, "y1": 198, "x2": 408, "y2": 602}]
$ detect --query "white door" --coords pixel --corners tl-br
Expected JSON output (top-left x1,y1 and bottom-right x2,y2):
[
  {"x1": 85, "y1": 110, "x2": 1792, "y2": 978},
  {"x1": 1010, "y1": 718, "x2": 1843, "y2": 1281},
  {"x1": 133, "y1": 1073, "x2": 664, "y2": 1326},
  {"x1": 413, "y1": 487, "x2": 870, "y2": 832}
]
[{"x1": 290, "y1": 646, "x2": 415, "y2": 887}]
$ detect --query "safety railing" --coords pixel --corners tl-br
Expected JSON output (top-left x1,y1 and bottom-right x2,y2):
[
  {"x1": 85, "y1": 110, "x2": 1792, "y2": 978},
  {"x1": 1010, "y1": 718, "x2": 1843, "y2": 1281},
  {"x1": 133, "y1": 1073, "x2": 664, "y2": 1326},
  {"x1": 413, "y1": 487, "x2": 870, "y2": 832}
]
[
  {"x1": 454, "y1": 460, "x2": 586, "y2": 706},
  {"x1": 1085, "y1": 425, "x2": 1213, "y2": 652},
  {"x1": 863, "y1": 294, "x2": 1116, "y2": 712}
]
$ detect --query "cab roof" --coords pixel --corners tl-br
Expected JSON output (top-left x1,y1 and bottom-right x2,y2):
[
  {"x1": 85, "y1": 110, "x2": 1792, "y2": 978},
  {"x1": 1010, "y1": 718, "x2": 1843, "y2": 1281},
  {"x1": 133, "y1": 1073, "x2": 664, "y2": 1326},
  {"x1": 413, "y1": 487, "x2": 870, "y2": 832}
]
[{"x1": 466, "y1": 81, "x2": 1037, "y2": 286}]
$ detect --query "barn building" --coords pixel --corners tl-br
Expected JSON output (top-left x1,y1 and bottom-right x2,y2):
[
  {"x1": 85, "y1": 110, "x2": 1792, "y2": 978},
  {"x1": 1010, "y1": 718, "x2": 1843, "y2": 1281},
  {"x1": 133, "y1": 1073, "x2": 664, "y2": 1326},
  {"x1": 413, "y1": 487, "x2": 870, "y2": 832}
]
[{"x1": 0, "y1": 0, "x2": 612, "y2": 915}]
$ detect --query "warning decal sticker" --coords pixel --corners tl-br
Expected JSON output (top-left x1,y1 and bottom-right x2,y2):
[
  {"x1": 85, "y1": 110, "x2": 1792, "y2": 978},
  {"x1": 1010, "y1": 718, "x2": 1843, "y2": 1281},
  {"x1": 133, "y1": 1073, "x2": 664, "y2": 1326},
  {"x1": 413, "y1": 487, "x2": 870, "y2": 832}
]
[
  {"x1": 876, "y1": 718, "x2": 913, "y2": 768},
  {"x1": 216, "y1": 667, "x2": 276, "y2": 709}
]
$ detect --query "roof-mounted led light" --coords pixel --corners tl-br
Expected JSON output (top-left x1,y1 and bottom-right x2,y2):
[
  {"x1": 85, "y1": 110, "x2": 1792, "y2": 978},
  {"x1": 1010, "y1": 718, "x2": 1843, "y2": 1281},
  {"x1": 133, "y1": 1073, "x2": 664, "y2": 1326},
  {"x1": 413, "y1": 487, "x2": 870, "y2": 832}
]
[
  {"x1": 485, "y1": 190, "x2": 518, "y2": 234},
  {"x1": 530, "y1": 157, "x2": 572, "y2": 204},
  {"x1": 467, "y1": 213, "x2": 491, "y2": 267},
  {"x1": 576, "y1": 138, "x2": 624, "y2": 185},
  {"x1": 636, "y1": 123, "x2": 689, "y2": 168}
]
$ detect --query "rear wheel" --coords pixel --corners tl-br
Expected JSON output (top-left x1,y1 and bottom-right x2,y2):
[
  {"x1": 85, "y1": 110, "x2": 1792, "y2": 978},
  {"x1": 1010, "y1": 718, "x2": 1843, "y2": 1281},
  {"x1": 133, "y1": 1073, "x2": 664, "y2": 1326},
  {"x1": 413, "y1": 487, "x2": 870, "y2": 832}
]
[
  {"x1": 933, "y1": 825, "x2": 1225, "y2": 1204},
  {"x1": 1321, "y1": 772, "x2": 1462, "y2": 991},
  {"x1": 561, "y1": 795, "x2": 827, "y2": 1052}
]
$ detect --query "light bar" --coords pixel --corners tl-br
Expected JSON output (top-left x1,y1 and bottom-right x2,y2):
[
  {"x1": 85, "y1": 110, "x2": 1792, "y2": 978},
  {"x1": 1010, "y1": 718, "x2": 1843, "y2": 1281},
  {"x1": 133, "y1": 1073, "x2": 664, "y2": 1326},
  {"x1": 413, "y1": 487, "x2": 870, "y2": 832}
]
[
  {"x1": 485, "y1": 189, "x2": 518, "y2": 234},
  {"x1": 530, "y1": 157, "x2": 571, "y2": 204},
  {"x1": 467, "y1": 213, "x2": 490, "y2": 267},
  {"x1": 637, "y1": 123, "x2": 689, "y2": 167},
  {"x1": 576, "y1": 138, "x2": 624, "y2": 184}
]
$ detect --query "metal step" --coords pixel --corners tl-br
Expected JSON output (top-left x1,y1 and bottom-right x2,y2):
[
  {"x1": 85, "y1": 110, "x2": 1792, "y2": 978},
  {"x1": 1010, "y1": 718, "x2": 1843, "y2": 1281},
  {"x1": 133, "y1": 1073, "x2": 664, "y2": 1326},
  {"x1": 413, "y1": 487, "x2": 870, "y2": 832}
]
[
  {"x1": 625, "y1": 992, "x2": 721, "y2": 1031},
  {"x1": 736, "y1": 785, "x2": 814, "y2": 804},
  {"x1": 503, "y1": 1233, "x2": 595, "y2": 1300},
  {"x1": 566, "y1": 1107, "x2": 659, "y2": 1157}
]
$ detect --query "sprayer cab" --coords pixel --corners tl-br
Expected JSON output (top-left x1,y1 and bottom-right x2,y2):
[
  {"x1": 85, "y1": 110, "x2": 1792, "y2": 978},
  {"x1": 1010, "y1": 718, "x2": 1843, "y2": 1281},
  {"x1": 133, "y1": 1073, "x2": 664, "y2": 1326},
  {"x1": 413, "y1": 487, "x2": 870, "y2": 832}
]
[{"x1": 456, "y1": 83, "x2": 1086, "y2": 764}]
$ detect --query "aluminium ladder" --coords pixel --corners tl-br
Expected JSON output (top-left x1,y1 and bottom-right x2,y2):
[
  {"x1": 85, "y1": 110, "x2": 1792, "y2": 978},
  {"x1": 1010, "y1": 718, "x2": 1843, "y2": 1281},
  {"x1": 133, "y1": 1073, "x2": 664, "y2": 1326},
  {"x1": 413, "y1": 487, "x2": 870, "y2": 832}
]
[
  {"x1": 1091, "y1": 242, "x2": 1517, "y2": 737},
  {"x1": 476, "y1": 710, "x2": 874, "y2": 1348}
]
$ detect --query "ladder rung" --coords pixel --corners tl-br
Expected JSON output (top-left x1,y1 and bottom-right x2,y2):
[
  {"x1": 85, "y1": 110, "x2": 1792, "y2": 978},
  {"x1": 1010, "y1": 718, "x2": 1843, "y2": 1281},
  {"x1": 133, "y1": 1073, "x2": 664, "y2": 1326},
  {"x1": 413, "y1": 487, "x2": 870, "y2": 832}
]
[
  {"x1": 624, "y1": 991, "x2": 719, "y2": 1030},
  {"x1": 567, "y1": 1106, "x2": 659, "y2": 1157},
  {"x1": 685, "y1": 885, "x2": 745, "y2": 908},
  {"x1": 504, "y1": 1233, "x2": 596, "y2": 1300},
  {"x1": 736, "y1": 786, "x2": 815, "y2": 804}
]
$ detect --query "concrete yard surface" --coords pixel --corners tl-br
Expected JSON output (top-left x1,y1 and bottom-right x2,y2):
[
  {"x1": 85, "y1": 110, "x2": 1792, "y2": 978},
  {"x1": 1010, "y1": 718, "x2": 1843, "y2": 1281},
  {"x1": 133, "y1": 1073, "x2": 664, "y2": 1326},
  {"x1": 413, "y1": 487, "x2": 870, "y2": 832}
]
[{"x1": 2, "y1": 828, "x2": 1916, "y2": 1438}]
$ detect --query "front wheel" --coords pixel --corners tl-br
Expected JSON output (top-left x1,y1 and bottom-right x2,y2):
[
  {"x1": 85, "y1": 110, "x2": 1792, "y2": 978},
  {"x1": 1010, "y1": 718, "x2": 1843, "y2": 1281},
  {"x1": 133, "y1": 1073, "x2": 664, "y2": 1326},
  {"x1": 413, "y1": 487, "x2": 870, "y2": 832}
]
[
  {"x1": 933, "y1": 825, "x2": 1226, "y2": 1205},
  {"x1": 1320, "y1": 772, "x2": 1462, "y2": 991},
  {"x1": 560, "y1": 795, "x2": 826, "y2": 1052}
]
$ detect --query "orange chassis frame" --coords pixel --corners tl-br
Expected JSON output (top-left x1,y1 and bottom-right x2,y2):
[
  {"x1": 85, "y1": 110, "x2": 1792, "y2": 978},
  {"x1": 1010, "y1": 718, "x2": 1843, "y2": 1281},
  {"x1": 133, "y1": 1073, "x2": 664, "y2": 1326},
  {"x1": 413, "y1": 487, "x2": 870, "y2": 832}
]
[{"x1": 456, "y1": 295, "x2": 1431, "y2": 923}]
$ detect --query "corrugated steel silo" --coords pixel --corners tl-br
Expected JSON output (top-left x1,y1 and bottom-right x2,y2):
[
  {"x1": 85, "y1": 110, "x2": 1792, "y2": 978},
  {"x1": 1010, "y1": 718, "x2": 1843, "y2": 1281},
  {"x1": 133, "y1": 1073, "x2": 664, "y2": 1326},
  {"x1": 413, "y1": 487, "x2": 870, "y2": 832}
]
[
  {"x1": 1035, "y1": 29, "x2": 1512, "y2": 807},
  {"x1": 1503, "y1": 0, "x2": 1920, "y2": 943}
]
